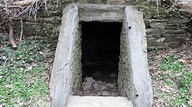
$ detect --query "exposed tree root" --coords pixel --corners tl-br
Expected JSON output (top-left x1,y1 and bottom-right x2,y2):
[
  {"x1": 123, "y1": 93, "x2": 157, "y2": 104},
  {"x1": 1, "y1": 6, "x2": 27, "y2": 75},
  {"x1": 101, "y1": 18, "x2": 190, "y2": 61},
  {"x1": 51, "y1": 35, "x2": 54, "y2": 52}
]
[
  {"x1": 8, "y1": 20, "x2": 17, "y2": 48},
  {"x1": 13, "y1": 0, "x2": 40, "y2": 6}
]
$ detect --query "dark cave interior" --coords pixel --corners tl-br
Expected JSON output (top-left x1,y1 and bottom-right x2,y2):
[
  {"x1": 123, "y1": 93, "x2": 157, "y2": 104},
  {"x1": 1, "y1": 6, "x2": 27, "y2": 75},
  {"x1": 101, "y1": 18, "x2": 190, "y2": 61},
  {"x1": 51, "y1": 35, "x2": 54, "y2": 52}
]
[{"x1": 81, "y1": 22, "x2": 122, "y2": 83}]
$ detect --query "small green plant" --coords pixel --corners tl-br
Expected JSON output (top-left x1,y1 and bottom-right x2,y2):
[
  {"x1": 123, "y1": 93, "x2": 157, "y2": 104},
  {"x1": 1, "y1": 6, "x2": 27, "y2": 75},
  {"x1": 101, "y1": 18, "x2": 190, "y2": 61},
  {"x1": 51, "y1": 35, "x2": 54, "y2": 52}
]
[
  {"x1": 0, "y1": 34, "x2": 57, "y2": 106},
  {"x1": 160, "y1": 55, "x2": 184, "y2": 72},
  {"x1": 179, "y1": 72, "x2": 192, "y2": 89},
  {"x1": 158, "y1": 54, "x2": 192, "y2": 106}
]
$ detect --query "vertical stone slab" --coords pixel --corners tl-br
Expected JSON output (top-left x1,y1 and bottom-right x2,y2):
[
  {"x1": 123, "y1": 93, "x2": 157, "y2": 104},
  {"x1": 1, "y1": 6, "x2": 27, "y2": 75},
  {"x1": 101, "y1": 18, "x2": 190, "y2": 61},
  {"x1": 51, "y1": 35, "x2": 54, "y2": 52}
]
[
  {"x1": 118, "y1": 25, "x2": 131, "y2": 97},
  {"x1": 49, "y1": 4, "x2": 79, "y2": 107},
  {"x1": 124, "y1": 6, "x2": 153, "y2": 107}
]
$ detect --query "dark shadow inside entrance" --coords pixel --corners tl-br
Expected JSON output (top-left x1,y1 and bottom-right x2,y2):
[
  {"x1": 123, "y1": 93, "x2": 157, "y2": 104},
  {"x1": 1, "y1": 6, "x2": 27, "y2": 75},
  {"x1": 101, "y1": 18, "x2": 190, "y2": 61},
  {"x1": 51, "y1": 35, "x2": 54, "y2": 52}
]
[{"x1": 78, "y1": 22, "x2": 122, "y2": 96}]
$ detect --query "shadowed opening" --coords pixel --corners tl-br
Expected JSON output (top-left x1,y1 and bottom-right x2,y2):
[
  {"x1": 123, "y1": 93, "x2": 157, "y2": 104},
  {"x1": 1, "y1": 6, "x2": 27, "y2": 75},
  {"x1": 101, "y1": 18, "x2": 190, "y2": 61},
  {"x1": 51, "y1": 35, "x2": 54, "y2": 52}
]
[{"x1": 78, "y1": 22, "x2": 122, "y2": 96}]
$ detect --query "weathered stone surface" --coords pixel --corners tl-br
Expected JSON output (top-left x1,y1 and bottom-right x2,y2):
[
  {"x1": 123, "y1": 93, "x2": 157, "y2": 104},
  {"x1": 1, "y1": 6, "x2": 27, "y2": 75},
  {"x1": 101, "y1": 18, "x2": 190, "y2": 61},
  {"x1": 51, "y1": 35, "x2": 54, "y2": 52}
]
[
  {"x1": 166, "y1": 29, "x2": 186, "y2": 34},
  {"x1": 150, "y1": 22, "x2": 166, "y2": 28},
  {"x1": 67, "y1": 96, "x2": 133, "y2": 107},
  {"x1": 146, "y1": 28, "x2": 166, "y2": 35},
  {"x1": 147, "y1": 40, "x2": 168, "y2": 49},
  {"x1": 79, "y1": 11, "x2": 124, "y2": 22},
  {"x1": 78, "y1": 4, "x2": 125, "y2": 12},
  {"x1": 118, "y1": 21, "x2": 130, "y2": 97},
  {"x1": 167, "y1": 17, "x2": 189, "y2": 24},
  {"x1": 124, "y1": 6, "x2": 153, "y2": 107},
  {"x1": 49, "y1": 4, "x2": 80, "y2": 107},
  {"x1": 78, "y1": 4, "x2": 125, "y2": 22}
]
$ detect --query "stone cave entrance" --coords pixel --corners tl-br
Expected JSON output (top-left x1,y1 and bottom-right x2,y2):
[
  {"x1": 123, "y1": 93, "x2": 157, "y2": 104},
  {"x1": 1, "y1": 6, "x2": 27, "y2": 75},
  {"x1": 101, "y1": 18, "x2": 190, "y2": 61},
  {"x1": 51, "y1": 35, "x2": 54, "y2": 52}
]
[
  {"x1": 77, "y1": 22, "x2": 122, "y2": 96},
  {"x1": 49, "y1": 4, "x2": 153, "y2": 107}
]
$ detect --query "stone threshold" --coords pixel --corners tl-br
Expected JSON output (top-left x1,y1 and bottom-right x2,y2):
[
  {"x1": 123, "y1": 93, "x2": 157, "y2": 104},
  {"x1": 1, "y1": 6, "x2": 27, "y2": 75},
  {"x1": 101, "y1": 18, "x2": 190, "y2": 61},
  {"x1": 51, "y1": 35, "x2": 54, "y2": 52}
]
[{"x1": 67, "y1": 96, "x2": 133, "y2": 107}]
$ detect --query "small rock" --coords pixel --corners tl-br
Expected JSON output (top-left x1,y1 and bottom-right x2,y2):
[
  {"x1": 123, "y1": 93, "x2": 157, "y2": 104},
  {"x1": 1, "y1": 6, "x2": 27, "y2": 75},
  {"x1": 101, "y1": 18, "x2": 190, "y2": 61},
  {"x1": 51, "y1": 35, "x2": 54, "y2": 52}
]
[
  {"x1": 93, "y1": 83, "x2": 99, "y2": 90},
  {"x1": 100, "y1": 85, "x2": 107, "y2": 90},
  {"x1": 86, "y1": 77, "x2": 95, "y2": 83},
  {"x1": 107, "y1": 83, "x2": 113, "y2": 88},
  {"x1": 111, "y1": 92, "x2": 119, "y2": 96},
  {"x1": 102, "y1": 91, "x2": 110, "y2": 96},
  {"x1": 110, "y1": 73, "x2": 117, "y2": 78},
  {"x1": 113, "y1": 82, "x2": 117, "y2": 86},
  {"x1": 83, "y1": 77, "x2": 95, "y2": 91},
  {"x1": 97, "y1": 92, "x2": 102, "y2": 96},
  {"x1": 97, "y1": 81, "x2": 102, "y2": 84}
]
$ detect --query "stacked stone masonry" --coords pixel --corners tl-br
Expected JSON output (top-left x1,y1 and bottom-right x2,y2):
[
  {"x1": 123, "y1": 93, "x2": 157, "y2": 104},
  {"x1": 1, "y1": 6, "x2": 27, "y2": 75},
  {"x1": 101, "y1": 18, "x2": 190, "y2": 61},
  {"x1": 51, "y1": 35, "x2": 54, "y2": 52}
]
[
  {"x1": 118, "y1": 26, "x2": 130, "y2": 97},
  {"x1": 19, "y1": 0, "x2": 189, "y2": 49}
]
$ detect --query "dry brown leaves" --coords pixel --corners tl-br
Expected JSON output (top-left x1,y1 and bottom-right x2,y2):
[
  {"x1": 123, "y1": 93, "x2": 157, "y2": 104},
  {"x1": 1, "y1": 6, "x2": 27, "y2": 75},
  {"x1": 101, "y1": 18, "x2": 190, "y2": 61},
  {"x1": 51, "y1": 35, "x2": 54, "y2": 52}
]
[{"x1": 148, "y1": 39, "x2": 192, "y2": 106}]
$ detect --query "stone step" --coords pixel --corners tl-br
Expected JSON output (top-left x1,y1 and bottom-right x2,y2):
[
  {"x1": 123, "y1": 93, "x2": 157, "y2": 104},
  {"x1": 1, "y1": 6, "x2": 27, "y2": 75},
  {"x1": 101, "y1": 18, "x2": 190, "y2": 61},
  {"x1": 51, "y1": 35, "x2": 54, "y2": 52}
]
[{"x1": 67, "y1": 96, "x2": 133, "y2": 107}]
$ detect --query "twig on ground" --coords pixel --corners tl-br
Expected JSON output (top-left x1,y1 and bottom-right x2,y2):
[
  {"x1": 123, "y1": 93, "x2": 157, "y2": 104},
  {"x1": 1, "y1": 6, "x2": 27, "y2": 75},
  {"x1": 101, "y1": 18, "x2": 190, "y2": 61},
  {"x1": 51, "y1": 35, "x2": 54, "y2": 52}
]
[
  {"x1": 20, "y1": 18, "x2": 23, "y2": 41},
  {"x1": 0, "y1": 4, "x2": 22, "y2": 8}
]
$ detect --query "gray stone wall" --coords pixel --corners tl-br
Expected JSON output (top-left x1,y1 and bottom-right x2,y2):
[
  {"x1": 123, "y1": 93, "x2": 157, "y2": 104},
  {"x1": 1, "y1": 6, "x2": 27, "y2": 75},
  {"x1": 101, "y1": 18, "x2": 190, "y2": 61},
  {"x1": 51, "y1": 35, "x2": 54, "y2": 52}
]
[
  {"x1": 133, "y1": 1, "x2": 188, "y2": 49},
  {"x1": 118, "y1": 26, "x2": 131, "y2": 98},
  {"x1": 70, "y1": 24, "x2": 82, "y2": 94},
  {"x1": 19, "y1": 0, "x2": 188, "y2": 49}
]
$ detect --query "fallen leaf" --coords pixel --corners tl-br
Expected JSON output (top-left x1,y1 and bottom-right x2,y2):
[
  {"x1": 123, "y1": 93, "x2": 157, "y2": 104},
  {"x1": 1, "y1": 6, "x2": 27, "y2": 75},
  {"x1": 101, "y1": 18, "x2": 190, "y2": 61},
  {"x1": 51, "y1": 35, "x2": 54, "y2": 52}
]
[
  {"x1": 26, "y1": 66, "x2": 33, "y2": 71},
  {"x1": 5, "y1": 84, "x2": 12, "y2": 88},
  {"x1": 39, "y1": 52, "x2": 43, "y2": 55},
  {"x1": 188, "y1": 100, "x2": 192, "y2": 106},
  {"x1": 0, "y1": 76, "x2": 3, "y2": 79},
  {"x1": 178, "y1": 59, "x2": 186, "y2": 63}
]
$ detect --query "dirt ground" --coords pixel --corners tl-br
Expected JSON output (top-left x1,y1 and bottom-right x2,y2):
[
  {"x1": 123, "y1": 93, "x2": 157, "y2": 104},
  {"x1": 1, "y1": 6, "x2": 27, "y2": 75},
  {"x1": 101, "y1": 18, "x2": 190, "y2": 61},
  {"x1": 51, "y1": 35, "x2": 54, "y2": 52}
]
[{"x1": 148, "y1": 39, "x2": 192, "y2": 107}]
